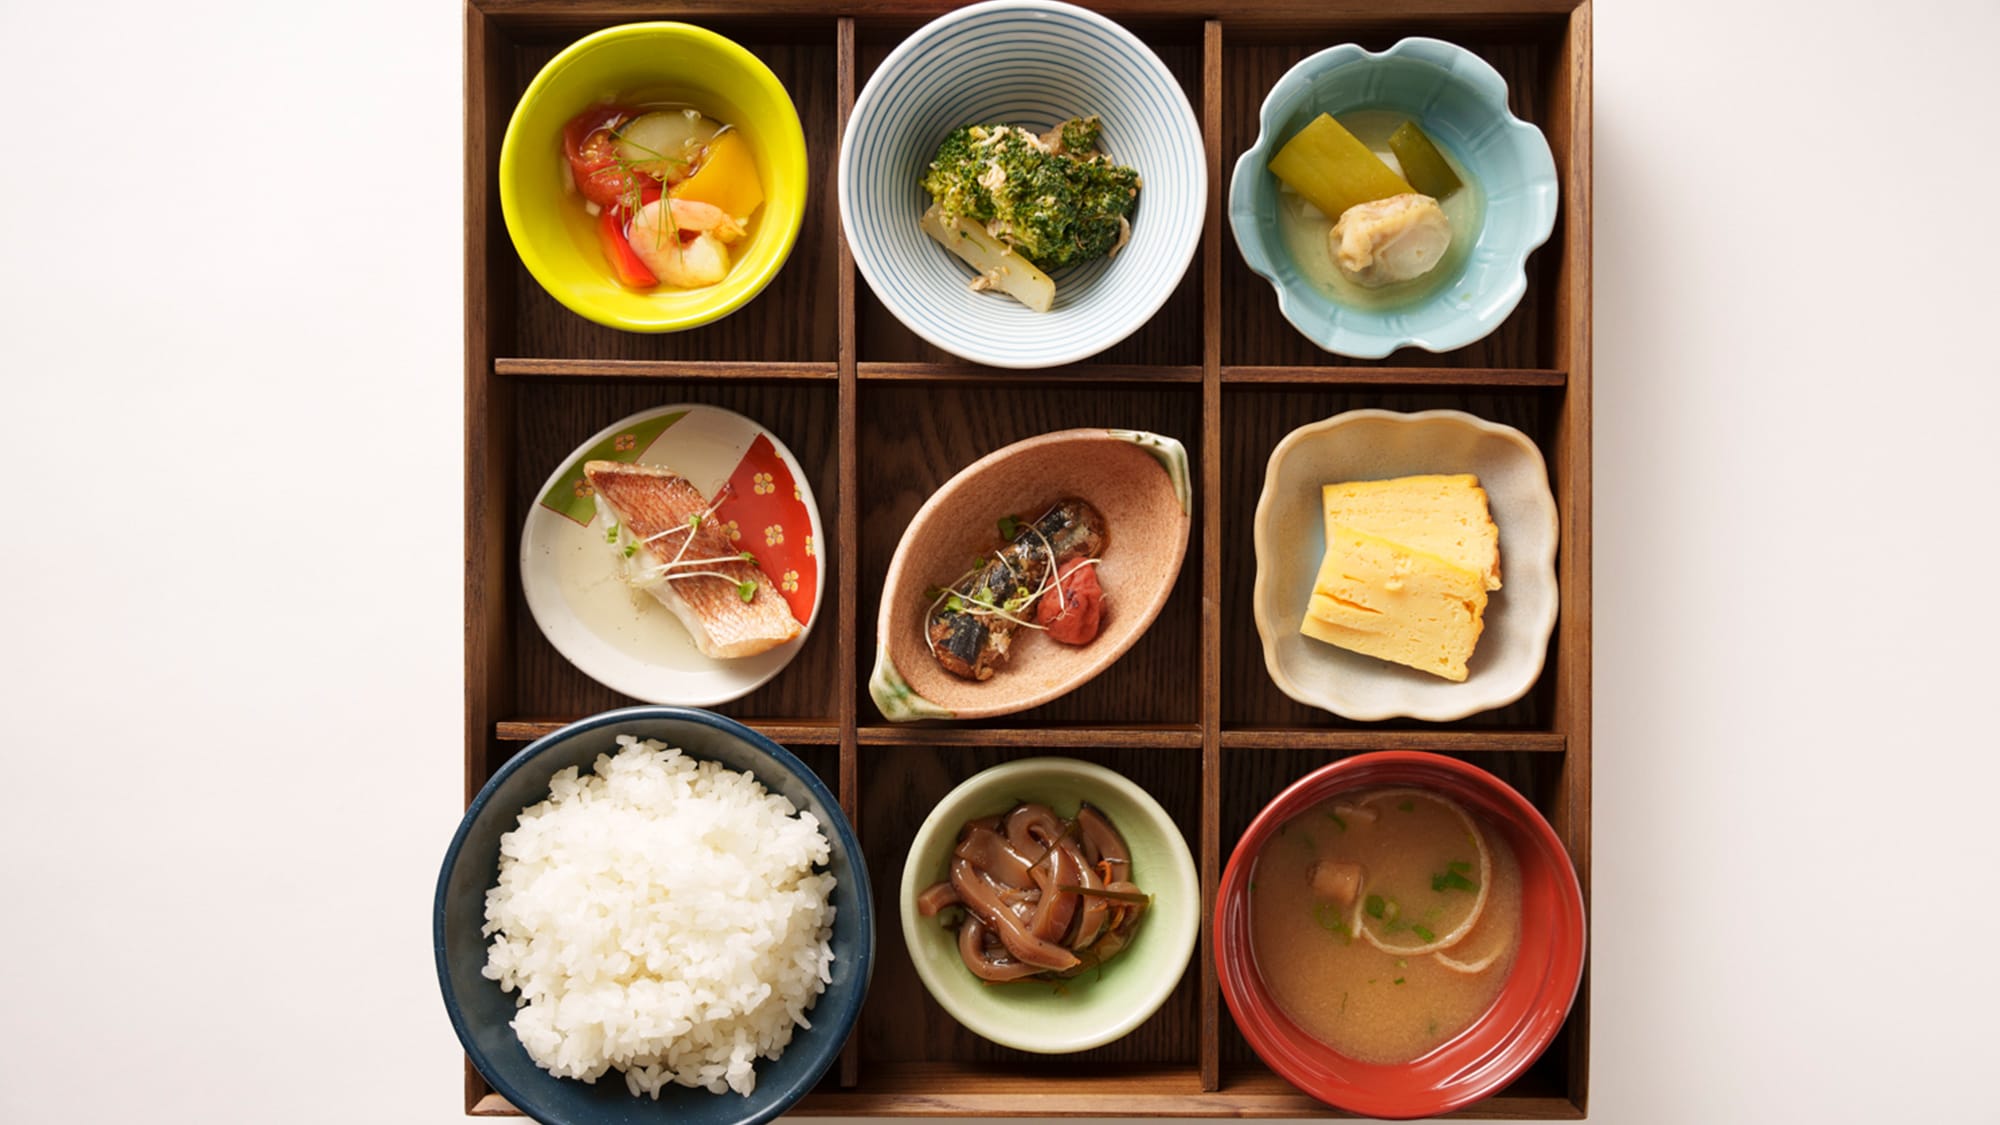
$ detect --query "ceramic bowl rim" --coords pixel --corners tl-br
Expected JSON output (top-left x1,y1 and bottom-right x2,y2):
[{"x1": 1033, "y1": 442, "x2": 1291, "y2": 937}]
[
  {"x1": 498, "y1": 21, "x2": 809, "y2": 334},
  {"x1": 516, "y1": 402, "x2": 826, "y2": 707},
  {"x1": 897, "y1": 755, "x2": 1201, "y2": 1053},
  {"x1": 1213, "y1": 751, "x2": 1586, "y2": 1118},
  {"x1": 1225, "y1": 36, "x2": 1558, "y2": 358},
  {"x1": 837, "y1": 0, "x2": 1206, "y2": 368},
  {"x1": 433, "y1": 704, "x2": 873, "y2": 1125},
  {"x1": 870, "y1": 427, "x2": 1192, "y2": 721},
  {"x1": 1249, "y1": 408, "x2": 1559, "y2": 722}
]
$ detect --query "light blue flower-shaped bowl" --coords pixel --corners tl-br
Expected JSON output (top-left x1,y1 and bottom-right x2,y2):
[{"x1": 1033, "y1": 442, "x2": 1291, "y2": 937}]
[
  {"x1": 840, "y1": 0, "x2": 1204, "y2": 369},
  {"x1": 1229, "y1": 38, "x2": 1558, "y2": 359}
]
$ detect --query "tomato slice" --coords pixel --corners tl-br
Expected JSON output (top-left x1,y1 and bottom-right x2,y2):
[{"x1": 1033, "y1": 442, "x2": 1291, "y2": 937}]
[
  {"x1": 597, "y1": 209, "x2": 658, "y2": 289},
  {"x1": 563, "y1": 104, "x2": 643, "y2": 209},
  {"x1": 561, "y1": 104, "x2": 631, "y2": 164}
]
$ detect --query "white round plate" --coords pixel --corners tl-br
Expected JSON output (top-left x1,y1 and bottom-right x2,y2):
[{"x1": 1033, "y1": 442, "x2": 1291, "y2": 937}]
[{"x1": 520, "y1": 404, "x2": 825, "y2": 706}]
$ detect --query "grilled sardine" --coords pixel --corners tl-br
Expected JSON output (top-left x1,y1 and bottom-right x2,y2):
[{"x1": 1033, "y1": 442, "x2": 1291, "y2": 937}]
[{"x1": 927, "y1": 498, "x2": 1105, "y2": 680}]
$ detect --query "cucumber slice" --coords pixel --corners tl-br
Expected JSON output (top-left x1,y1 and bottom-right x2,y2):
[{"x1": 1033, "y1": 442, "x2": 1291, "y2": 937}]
[
  {"x1": 1387, "y1": 121, "x2": 1464, "y2": 200},
  {"x1": 1268, "y1": 114, "x2": 1413, "y2": 220},
  {"x1": 616, "y1": 110, "x2": 720, "y2": 181}
]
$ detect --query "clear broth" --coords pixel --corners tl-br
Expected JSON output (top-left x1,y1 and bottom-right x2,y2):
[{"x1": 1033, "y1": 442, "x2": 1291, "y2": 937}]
[
  {"x1": 556, "y1": 94, "x2": 761, "y2": 290},
  {"x1": 1274, "y1": 110, "x2": 1483, "y2": 310}
]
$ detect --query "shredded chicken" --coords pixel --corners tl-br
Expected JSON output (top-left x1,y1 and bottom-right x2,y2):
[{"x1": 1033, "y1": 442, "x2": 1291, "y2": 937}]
[{"x1": 1107, "y1": 216, "x2": 1132, "y2": 258}]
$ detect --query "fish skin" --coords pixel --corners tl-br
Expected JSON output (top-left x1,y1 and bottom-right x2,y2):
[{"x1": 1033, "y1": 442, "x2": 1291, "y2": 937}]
[{"x1": 585, "y1": 461, "x2": 800, "y2": 659}]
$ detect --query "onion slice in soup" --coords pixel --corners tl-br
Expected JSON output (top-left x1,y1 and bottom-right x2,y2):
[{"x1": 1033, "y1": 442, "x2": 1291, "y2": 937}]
[{"x1": 1348, "y1": 788, "x2": 1493, "y2": 958}]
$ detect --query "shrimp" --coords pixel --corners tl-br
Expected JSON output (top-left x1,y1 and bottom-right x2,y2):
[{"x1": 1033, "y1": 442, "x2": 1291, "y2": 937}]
[
  {"x1": 663, "y1": 198, "x2": 745, "y2": 244},
  {"x1": 627, "y1": 198, "x2": 744, "y2": 288}
]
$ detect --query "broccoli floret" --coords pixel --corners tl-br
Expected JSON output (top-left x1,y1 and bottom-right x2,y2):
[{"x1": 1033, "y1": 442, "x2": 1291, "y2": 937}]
[
  {"x1": 919, "y1": 126, "x2": 997, "y2": 222},
  {"x1": 1057, "y1": 115, "x2": 1102, "y2": 155},
  {"x1": 918, "y1": 118, "x2": 1140, "y2": 272}
]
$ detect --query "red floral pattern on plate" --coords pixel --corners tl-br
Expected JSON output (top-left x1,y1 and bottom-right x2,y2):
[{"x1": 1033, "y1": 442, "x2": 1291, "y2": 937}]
[{"x1": 717, "y1": 434, "x2": 817, "y2": 624}]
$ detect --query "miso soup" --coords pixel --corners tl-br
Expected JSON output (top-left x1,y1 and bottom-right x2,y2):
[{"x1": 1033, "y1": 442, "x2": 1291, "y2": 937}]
[{"x1": 1248, "y1": 787, "x2": 1521, "y2": 1064}]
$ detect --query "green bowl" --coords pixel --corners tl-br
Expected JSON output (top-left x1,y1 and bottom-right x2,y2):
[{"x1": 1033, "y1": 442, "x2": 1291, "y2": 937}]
[
  {"x1": 898, "y1": 757, "x2": 1200, "y2": 1053},
  {"x1": 498, "y1": 22, "x2": 809, "y2": 333}
]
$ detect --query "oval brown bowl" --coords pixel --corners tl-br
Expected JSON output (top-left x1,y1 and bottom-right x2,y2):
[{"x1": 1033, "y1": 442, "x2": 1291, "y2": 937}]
[{"x1": 870, "y1": 429, "x2": 1192, "y2": 721}]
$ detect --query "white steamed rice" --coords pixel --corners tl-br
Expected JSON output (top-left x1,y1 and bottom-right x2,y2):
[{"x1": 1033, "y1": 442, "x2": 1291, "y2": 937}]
[{"x1": 481, "y1": 735, "x2": 837, "y2": 1097}]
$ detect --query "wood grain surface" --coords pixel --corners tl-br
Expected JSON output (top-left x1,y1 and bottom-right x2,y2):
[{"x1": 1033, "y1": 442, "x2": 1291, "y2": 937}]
[{"x1": 464, "y1": 2, "x2": 1592, "y2": 1116}]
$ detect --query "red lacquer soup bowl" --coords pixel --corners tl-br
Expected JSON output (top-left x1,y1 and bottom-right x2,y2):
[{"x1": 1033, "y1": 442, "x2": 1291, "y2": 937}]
[{"x1": 1214, "y1": 752, "x2": 1586, "y2": 1119}]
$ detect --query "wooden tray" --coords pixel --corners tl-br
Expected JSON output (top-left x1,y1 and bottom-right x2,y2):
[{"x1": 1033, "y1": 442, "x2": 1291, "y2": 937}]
[{"x1": 463, "y1": 0, "x2": 1591, "y2": 1116}]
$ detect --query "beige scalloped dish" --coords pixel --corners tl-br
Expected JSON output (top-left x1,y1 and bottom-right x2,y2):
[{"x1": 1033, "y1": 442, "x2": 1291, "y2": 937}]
[
  {"x1": 1253, "y1": 410, "x2": 1558, "y2": 722},
  {"x1": 872, "y1": 429, "x2": 1192, "y2": 722}
]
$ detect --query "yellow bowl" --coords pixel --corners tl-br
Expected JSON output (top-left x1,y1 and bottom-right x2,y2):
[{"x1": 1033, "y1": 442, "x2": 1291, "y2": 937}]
[{"x1": 499, "y1": 23, "x2": 808, "y2": 333}]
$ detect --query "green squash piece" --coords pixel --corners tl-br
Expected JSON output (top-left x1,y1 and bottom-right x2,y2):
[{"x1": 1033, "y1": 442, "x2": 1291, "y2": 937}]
[
  {"x1": 1387, "y1": 120, "x2": 1463, "y2": 200},
  {"x1": 1267, "y1": 113, "x2": 1413, "y2": 219}
]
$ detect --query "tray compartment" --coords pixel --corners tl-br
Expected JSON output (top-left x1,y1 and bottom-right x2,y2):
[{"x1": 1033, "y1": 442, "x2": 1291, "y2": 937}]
[
  {"x1": 1215, "y1": 743, "x2": 1578, "y2": 1110},
  {"x1": 1220, "y1": 22, "x2": 1565, "y2": 370},
  {"x1": 857, "y1": 743, "x2": 1203, "y2": 1067},
  {"x1": 853, "y1": 28, "x2": 1208, "y2": 368},
  {"x1": 501, "y1": 376, "x2": 842, "y2": 723},
  {"x1": 1218, "y1": 383, "x2": 1563, "y2": 732},
  {"x1": 855, "y1": 380, "x2": 1204, "y2": 726},
  {"x1": 501, "y1": 23, "x2": 843, "y2": 364}
]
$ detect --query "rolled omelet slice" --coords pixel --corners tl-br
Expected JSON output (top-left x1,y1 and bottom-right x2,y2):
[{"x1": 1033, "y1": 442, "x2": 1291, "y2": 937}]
[
  {"x1": 1322, "y1": 474, "x2": 1500, "y2": 591},
  {"x1": 1301, "y1": 525, "x2": 1488, "y2": 682}
]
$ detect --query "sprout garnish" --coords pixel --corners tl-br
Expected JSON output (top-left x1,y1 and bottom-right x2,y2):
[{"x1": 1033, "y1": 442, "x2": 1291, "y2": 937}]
[{"x1": 919, "y1": 524, "x2": 1102, "y2": 664}]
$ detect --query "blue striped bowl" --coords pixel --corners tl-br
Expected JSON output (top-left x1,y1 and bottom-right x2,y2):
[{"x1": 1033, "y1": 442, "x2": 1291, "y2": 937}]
[
  {"x1": 1229, "y1": 38, "x2": 1559, "y2": 358},
  {"x1": 839, "y1": 0, "x2": 1204, "y2": 369}
]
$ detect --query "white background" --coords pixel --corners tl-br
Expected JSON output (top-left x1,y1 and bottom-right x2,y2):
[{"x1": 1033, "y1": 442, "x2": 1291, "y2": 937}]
[{"x1": 3, "y1": 0, "x2": 1996, "y2": 1121}]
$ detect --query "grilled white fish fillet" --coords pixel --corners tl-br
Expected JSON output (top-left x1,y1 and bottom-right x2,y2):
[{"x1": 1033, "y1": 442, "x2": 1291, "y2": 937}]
[{"x1": 585, "y1": 461, "x2": 801, "y2": 659}]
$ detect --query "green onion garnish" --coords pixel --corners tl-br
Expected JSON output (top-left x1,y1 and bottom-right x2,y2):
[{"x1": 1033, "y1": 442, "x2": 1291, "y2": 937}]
[
  {"x1": 1326, "y1": 812, "x2": 1347, "y2": 831},
  {"x1": 1431, "y1": 870, "x2": 1478, "y2": 893},
  {"x1": 1365, "y1": 894, "x2": 1386, "y2": 919},
  {"x1": 1393, "y1": 977, "x2": 1406, "y2": 985},
  {"x1": 998, "y1": 515, "x2": 1019, "y2": 539},
  {"x1": 1412, "y1": 925, "x2": 1436, "y2": 942}
]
